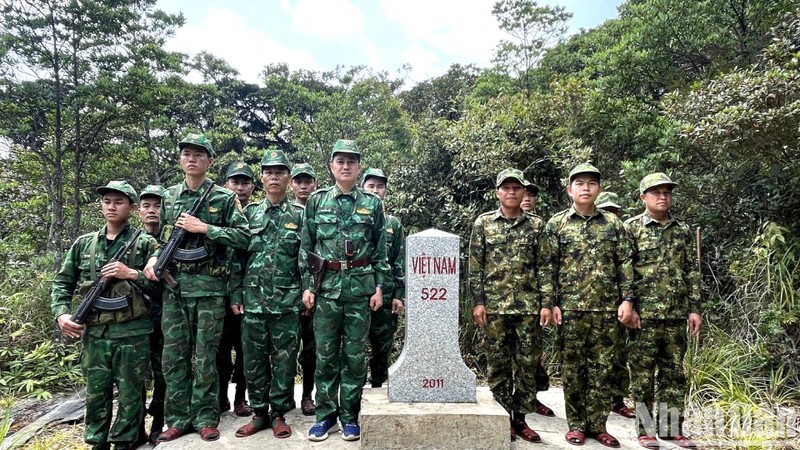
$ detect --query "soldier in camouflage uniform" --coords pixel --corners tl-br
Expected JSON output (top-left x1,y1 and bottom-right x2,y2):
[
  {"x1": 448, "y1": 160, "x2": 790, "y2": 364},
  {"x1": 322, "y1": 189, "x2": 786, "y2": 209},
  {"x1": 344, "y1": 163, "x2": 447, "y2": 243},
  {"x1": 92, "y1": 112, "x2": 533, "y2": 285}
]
[
  {"x1": 361, "y1": 168, "x2": 405, "y2": 388},
  {"x1": 290, "y1": 162, "x2": 319, "y2": 415},
  {"x1": 299, "y1": 139, "x2": 389, "y2": 442},
  {"x1": 470, "y1": 169, "x2": 550, "y2": 443},
  {"x1": 137, "y1": 184, "x2": 168, "y2": 443},
  {"x1": 217, "y1": 162, "x2": 255, "y2": 417},
  {"x1": 538, "y1": 163, "x2": 635, "y2": 448},
  {"x1": 144, "y1": 133, "x2": 250, "y2": 443},
  {"x1": 52, "y1": 181, "x2": 158, "y2": 450},
  {"x1": 625, "y1": 173, "x2": 702, "y2": 449},
  {"x1": 595, "y1": 191, "x2": 637, "y2": 420},
  {"x1": 230, "y1": 150, "x2": 304, "y2": 439}
]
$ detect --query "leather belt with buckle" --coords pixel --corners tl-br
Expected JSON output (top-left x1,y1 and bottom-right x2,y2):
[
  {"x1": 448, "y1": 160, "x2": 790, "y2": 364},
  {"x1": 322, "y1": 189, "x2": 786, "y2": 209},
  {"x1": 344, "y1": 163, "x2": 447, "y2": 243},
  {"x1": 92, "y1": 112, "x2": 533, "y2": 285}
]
[{"x1": 325, "y1": 258, "x2": 370, "y2": 271}]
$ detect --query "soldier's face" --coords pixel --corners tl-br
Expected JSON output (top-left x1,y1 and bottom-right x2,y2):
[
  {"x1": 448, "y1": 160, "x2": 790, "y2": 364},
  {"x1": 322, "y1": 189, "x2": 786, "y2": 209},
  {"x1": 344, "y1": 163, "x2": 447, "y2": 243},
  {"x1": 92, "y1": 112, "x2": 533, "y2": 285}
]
[
  {"x1": 291, "y1": 175, "x2": 317, "y2": 202},
  {"x1": 138, "y1": 197, "x2": 161, "y2": 226},
  {"x1": 330, "y1": 154, "x2": 361, "y2": 184},
  {"x1": 225, "y1": 176, "x2": 255, "y2": 204},
  {"x1": 497, "y1": 180, "x2": 524, "y2": 209},
  {"x1": 261, "y1": 166, "x2": 290, "y2": 197},
  {"x1": 362, "y1": 178, "x2": 387, "y2": 199},
  {"x1": 641, "y1": 186, "x2": 673, "y2": 215},
  {"x1": 102, "y1": 192, "x2": 134, "y2": 224},
  {"x1": 521, "y1": 192, "x2": 537, "y2": 212},
  {"x1": 567, "y1": 175, "x2": 601, "y2": 206},
  {"x1": 180, "y1": 146, "x2": 212, "y2": 177}
]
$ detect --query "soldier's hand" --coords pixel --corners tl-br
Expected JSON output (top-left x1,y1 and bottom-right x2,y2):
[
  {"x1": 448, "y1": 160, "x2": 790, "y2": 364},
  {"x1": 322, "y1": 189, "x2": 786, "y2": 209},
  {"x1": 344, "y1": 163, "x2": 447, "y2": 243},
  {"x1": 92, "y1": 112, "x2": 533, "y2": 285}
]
[
  {"x1": 539, "y1": 307, "x2": 552, "y2": 326},
  {"x1": 369, "y1": 290, "x2": 382, "y2": 311},
  {"x1": 688, "y1": 313, "x2": 702, "y2": 336},
  {"x1": 231, "y1": 304, "x2": 244, "y2": 315},
  {"x1": 302, "y1": 289, "x2": 315, "y2": 310},
  {"x1": 472, "y1": 305, "x2": 487, "y2": 327},
  {"x1": 100, "y1": 261, "x2": 137, "y2": 281},
  {"x1": 57, "y1": 314, "x2": 84, "y2": 339},
  {"x1": 631, "y1": 311, "x2": 642, "y2": 329},
  {"x1": 144, "y1": 257, "x2": 158, "y2": 281},
  {"x1": 176, "y1": 212, "x2": 208, "y2": 234},
  {"x1": 391, "y1": 299, "x2": 404, "y2": 315},
  {"x1": 617, "y1": 301, "x2": 634, "y2": 326},
  {"x1": 552, "y1": 306, "x2": 562, "y2": 325}
]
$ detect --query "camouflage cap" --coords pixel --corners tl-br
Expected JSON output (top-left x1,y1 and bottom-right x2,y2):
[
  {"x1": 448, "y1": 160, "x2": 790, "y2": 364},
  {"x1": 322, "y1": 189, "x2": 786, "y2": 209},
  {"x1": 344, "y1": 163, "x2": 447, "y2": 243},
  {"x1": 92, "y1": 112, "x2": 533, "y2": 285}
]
[
  {"x1": 291, "y1": 163, "x2": 317, "y2": 180},
  {"x1": 639, "y1": 172, "x2": 678, "y2": 195},
  {"x1": 260, "y1": 149, "x2": 291, "y2": 170},
  {"x1": 595, "y1": 191, "x2": 622, "y2": 210},
  {"x1": 97, "y1": 180, "x2": 138, "y2": 203},
  {"x1": 362, "y1": 167, "x2": 388, "y2": 186},
  {"x1": 330, "y1": 139, "x2": 361, "y2": 160},
  {"x1": 568, "y1": 162, "x2": 601, "y2": 183},
  {"x1": 226, "y1": 161, "x2": 255, "y2": 181},
  {"x1": 138, "y1": 184, "x2": 165, "y2": 201},
  {"x1": 178, "y1": 133, "x2": 215, "y2": 157},
  {"x1": 495, "y1": 168, "x2": 527, "y2": 188},
  {"x1": 524, "y1": 180, "x2": 540, "y2": 195}
]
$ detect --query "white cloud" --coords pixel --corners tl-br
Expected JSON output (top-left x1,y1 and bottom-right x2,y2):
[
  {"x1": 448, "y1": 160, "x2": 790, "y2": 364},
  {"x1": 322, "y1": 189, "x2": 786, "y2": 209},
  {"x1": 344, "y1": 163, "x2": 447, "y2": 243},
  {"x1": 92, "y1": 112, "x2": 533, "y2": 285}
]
[
  {"x1": 401, "y1": 44, "x2": 442, "y2": 82},
  {"x1": 290, "y1": 0, "x2": 366, "y2": 41},
  {"x1": 164, "y1": 7, "x2": 320, "y2": 84}
]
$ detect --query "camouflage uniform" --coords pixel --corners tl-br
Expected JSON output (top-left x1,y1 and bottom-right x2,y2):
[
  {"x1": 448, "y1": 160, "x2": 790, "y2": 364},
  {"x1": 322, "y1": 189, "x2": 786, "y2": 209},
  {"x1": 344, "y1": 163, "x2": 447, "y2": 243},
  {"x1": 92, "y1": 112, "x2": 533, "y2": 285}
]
[
  {"x1": 299, "y1": 141, "x2": 389, "y2": 426},
  {"x1": 538, "y1": 197, "x2": 634, "y2": 436},
  {"x1": 51, "y1": 182, "x2": 158, "y2": 448},
  {"x1": 469, "y1": 203, "x2": 545, "y2": 418},
  {"x1": 625, "y1": 174, "x2": 702, "y2": 438},
  {"x1": 155, "y1": 177, "x2": 250, "y2": 430},
  {"x1": 231, "y1": 150, "x2": 304, "y2": 422}
]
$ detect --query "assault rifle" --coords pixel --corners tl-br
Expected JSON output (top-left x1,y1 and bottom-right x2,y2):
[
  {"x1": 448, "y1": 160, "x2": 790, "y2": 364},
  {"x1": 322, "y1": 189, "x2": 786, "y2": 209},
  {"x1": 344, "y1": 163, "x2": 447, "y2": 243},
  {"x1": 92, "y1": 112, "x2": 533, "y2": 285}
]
[
  {"x1": 71, "y1": 230, "x2": 142, "y2": 325},
  {"x1": 152, "y1": 183, "x2": 213, "y2": 286}
]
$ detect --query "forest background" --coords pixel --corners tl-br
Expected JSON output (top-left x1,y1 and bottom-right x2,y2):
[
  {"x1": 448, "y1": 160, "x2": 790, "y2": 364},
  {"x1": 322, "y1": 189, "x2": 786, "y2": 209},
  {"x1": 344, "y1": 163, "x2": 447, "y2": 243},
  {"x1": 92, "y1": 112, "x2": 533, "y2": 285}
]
[{"x1": 0, "y1": 0, "x2": 799, "y2": 447}]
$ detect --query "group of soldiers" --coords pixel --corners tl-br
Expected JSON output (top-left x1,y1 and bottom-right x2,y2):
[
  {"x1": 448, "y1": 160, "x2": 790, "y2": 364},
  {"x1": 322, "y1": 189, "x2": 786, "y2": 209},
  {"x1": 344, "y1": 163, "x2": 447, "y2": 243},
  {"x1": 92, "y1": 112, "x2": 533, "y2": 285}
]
[
  {"x1": 470, "y1": 164, "x2": 702, "y2": 449},
  {"x1": 51, "y1": 135, "x2": 404, "y2": 449}
]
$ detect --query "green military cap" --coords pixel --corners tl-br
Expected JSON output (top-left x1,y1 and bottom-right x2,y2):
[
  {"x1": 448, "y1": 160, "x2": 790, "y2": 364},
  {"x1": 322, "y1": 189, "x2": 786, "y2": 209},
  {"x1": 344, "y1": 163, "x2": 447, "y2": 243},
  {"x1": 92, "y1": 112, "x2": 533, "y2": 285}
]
[
  {"x1": 639, "y1": 172, "x2": 678, "y2": 195},
  {"x1": 178, "y1": 133, "x2": 215, "y2": 157},
  {"x1": 568, "y1": 162, "x2": 601, "y2": 183},
  {"x1": 362, "y1": 167, "x2": 388, "y2": 185},
  {"x1": 595, "y1": 191, "x2": 622, "y2": 210},
  {"x1": 138, "y1": 184, "x2": 165, "y2": 201},
  {"x1": 330, "y1": 139, "x2": 361, "y2": 160},
  {"x1": 97, "y1": 180, "x2": 138, "y2": 203},
  {"x1": 495, "y1": 168, "x2": 527, "y2": 188},
  {"x1": 291, "y1": 163, "x2": 317, "y2": 180},
  {"x1": 260, "y1": 148, "x2": 291, "y2": 170},
  {"x1": 226, "y1": 161, "x2": 255, "y2": 181},
  {"x1": 523, "y1": 180, "x2": 540, "y2": 195}
]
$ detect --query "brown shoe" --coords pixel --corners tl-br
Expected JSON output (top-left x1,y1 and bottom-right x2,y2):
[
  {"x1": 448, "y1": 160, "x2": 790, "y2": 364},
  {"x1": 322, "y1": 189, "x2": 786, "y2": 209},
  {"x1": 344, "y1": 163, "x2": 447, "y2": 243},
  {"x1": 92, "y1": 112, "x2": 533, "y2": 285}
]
[
  {"x1": 512, "y1": 420, "x2": 541, "y2": 443},
  {"x1": 272, "y1": 416, "x2": 292, "y2": 439},
  {"x1": 199, "y1": 427, "x2": 220, "y2": 442},
  {"x1": 610, "y1": 401, "x2": 636, "y2": 418},
  {"x1": 301, "y1": 397, "x2": 316, "y2": 416},
  {"x1": 157, "y1": 427, "x2": 188, "y2": 443},
  {"x1": 234, "y1": 398, "x2": 253, "y2": 417},
  {"x1": 235, "y1": 416, "x2": 269, "y2": 438},
  {"x1": 638, "y1": 436, "x2": 660, "y2": 449}
]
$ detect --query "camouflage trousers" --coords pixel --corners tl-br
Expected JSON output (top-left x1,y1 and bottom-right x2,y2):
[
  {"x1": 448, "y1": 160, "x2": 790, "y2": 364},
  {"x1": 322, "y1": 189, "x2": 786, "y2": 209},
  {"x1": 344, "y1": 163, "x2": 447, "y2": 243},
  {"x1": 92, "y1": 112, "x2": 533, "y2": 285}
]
[
  {"x1": 241, "y1": 310, "x2": 300, "y2": 418},
  {"x1": 162, "y1": 291, "x2": 225, "y2": 430},
  {"x1": 82, "y1": 332, "x2": 150, "y2": 446},
  {"x1": 298, "y1": 312, "x2": 316, "y2": 398},
  {"x1": 141, "y1": 314, "x2": 166, "y2": 434},
  {"x1": 560, "y1": 311, "x2": 620, "y2": 434},
  {"x1": 610, "y1": 323, "x2": 631, "y2": 403},
  {"x1": 217, "y1": 305, "x2": 246, "y2": 403},
  {"x1": 629, "y1": 319, "x2": 688, "y2": 438},
  {"x1": 314, "y1": 296, "x2": 371, "y2": 424},
  {"x1": 483, "y1": 314, "x2": 543, "y2": 415},
  {"x1": 367, "y1": 303, "x2": 398, "y2": 387}
]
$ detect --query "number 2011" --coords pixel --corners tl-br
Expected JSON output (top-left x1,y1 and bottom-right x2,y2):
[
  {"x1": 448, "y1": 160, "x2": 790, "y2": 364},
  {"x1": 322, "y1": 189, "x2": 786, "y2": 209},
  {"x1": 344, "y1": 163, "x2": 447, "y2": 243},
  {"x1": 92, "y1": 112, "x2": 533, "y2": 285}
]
[
  {"x1": 422, "y1": 378, "x2": 444, "y2": 388},
  {"x1": 420, "y1": 287, "x2": 447, "y2": 301}
]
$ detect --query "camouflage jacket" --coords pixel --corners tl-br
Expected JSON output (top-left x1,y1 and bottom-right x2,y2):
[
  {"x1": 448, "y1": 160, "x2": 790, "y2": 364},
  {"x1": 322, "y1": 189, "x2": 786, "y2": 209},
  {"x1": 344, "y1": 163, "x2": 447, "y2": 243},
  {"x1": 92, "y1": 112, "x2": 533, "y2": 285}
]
[
  {"x1": 231, "y1": 197, "x2": 305, "y2": 314},
  {"x1": 384, "y1": 214, "x2": 406, "y2": 303},
  {"x1": 154, "y1": 179, "x2": 249, "y2": 298},
  {"x1": 469, "y1": 209, "x2": 544, "y2": 315},
  {"x1": 299, "y1": 184, "x2": 389, "y2": 301},
  {"x1": 51, "y1": 223, "x2": 158, "y2": 338},
  {"x1": 538, "y1": 206, "x2": 634, "y2": 312},
  {"x1": 625, "y1": 211, "x2": 702, "y2": 319}
]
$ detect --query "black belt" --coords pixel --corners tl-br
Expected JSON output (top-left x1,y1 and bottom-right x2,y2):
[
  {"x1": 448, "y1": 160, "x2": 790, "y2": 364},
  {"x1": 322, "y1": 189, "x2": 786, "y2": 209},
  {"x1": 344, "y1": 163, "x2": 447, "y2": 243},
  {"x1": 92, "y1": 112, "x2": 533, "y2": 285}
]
[{"x1": 324, "y1": 259, "x2": 369, "y2": 271}]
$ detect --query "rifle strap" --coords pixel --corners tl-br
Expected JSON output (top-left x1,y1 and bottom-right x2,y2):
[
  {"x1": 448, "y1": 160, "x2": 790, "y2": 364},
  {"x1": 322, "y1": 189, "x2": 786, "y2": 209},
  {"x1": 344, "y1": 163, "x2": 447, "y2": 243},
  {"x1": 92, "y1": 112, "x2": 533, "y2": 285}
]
[{"x1": 89, "y1": 230, "x2": 139, "y2": 281}]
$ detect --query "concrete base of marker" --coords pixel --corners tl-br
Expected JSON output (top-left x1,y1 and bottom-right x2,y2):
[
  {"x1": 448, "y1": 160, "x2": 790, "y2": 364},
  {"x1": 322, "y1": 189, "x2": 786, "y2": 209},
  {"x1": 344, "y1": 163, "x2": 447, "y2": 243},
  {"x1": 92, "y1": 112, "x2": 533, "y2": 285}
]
[{"x1": 360, "y1": 386, "x2": 510, "y2": 450}]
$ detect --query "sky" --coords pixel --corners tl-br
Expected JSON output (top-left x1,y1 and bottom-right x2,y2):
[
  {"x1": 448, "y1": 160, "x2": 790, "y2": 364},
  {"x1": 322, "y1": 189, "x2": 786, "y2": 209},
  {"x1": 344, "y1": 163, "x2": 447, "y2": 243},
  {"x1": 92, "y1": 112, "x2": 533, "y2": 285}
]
[{"x1": 156, "y1": 0, "x2": 624, "y2": 86}]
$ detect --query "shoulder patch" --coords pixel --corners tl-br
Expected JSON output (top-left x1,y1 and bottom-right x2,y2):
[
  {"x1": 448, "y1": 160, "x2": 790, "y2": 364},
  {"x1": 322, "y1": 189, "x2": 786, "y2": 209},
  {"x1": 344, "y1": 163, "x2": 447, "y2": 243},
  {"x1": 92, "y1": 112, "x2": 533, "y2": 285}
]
[
  {"x1": 356, "y1": 207, "x2": 371, "y2": 215},
  {"x1": 285, "y1": 222, "x2": 299, "y2": 230}
]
